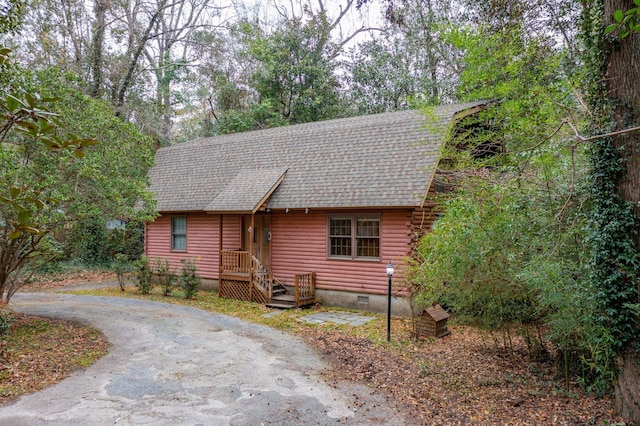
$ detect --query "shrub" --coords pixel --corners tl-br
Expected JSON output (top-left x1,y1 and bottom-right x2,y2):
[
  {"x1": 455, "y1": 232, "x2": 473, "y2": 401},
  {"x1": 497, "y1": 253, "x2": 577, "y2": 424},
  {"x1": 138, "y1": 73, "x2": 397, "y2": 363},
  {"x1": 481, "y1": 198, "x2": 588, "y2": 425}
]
[
  {"x1": 134, "y1": 255, "x2": 153, "y2": 295},
  {"x1": 154, "y1": 258, "x2": 176, "y2": 297},
  {"x1": 0, "y1": 309, "x2": 13, "y2": 337},
  {"x1": 180, "y1": 258, "x2": 201, "y2": 299},
  {"x1": 64, "y1": 215, "x2": 109, "y2": 265},
  {"x1": 112, "y1": 253, "x2": 133, "y2": 291},
  {"x1": 107, "y1": 220, "x2": 145, "y2": 261}
]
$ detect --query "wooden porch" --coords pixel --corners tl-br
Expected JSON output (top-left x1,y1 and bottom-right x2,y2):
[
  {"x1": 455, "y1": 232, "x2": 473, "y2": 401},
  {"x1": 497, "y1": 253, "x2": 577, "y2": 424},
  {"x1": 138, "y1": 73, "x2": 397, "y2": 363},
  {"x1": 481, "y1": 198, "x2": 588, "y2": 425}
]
[{"x1": 219, "y1": 250, "x2": 316, "y2": 309}]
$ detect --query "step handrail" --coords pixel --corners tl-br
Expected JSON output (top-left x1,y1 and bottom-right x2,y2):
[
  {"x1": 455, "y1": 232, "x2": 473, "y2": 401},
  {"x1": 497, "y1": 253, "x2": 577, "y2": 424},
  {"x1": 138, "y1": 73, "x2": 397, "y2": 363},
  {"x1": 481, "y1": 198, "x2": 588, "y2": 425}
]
[{"x1": 250, "y1": 255, "x2": 273, "y2": 300}]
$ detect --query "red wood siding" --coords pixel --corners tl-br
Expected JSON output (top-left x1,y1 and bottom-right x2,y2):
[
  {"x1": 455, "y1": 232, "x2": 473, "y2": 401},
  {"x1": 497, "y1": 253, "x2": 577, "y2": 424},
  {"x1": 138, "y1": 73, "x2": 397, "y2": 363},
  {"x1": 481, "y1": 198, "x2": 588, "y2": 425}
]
[
  {"x1": 146, "y1": 210, "x2": 412, "y2": 293},
  {"x1": 146, "y1": 213, "x2": 241, "y2": 279},
  {"x1": 270, "y1": 210, "x2": 412, "y2": 295}
]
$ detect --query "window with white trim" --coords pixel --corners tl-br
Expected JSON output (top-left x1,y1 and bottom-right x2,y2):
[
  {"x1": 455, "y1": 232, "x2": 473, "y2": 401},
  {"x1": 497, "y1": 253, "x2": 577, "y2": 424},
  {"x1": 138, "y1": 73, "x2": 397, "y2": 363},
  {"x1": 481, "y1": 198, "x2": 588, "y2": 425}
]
[
  {"x1": 328, "y1": 215, "x2": 380, "y2": 260},
  {"x1": 171, "y1": 217, "x2": 187, "y2": 251}
]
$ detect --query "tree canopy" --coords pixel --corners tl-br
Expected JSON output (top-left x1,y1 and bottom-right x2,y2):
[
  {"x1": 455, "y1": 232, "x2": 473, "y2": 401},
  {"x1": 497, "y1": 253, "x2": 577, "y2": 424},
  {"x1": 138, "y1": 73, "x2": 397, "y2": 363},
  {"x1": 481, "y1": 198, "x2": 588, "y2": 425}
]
[
  {"x1": 1, "y1": 0, "x2": 639, "y2": 419},
  {"x1": 0, "y1": 35, "x2": 155, "y2": 301}
]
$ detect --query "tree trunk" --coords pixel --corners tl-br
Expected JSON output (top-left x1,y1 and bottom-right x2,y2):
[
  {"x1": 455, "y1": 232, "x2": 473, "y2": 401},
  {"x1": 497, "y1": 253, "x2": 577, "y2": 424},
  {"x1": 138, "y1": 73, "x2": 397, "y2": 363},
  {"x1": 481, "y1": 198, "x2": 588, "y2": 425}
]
[
  {"x1": 604, "y1": 0, "x2": 640, "y2": 224},
  {"x1": 603, "y1": 1, "x2": 640, "y2": 422},
  {"x1": 90, "y1": 0, "x2": 109, "y2": 98},
  {"x1": 616, "y1": 351, "x2": 640, "y2": 421},
  {"x1": 61, "y1": 0, "x2": 84, "y2": 75},
  {"x1": 114, "y1": 0, "x2": 167, "y2": 113}
]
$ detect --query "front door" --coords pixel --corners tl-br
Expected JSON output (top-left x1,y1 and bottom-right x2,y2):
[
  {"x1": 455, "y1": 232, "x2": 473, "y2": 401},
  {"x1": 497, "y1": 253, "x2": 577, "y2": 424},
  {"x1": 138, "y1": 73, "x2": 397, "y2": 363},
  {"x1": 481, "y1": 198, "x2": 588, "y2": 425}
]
[{"x1": 242, "y1": 214, "x2": 271, "y2": 269}]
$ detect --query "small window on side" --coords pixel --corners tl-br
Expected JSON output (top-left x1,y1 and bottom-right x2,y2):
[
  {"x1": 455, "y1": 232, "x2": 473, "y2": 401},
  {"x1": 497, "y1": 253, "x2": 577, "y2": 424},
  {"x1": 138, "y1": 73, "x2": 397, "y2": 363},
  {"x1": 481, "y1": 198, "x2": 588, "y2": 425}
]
[{"x1": 171, "y1": 217, "x2": 187, "y2": 251}]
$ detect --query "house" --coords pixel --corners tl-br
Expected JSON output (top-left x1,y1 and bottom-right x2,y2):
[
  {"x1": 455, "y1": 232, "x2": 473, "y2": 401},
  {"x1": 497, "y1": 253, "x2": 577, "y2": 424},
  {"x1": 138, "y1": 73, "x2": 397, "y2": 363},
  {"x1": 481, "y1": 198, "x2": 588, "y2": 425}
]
[
  {"x1": 145, "y1": 102, "x2": 487, "y2": 314},
  {"x1": 106, "y1": 218, "x2": 128, "y2": 230}
]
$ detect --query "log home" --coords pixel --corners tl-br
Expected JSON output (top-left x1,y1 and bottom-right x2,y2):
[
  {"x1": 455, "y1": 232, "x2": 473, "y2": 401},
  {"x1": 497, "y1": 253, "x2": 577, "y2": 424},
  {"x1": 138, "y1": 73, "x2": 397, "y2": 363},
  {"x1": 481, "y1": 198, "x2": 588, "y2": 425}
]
[{"x1": 145, "y1": 103, "x2": 486, "y2": 313}]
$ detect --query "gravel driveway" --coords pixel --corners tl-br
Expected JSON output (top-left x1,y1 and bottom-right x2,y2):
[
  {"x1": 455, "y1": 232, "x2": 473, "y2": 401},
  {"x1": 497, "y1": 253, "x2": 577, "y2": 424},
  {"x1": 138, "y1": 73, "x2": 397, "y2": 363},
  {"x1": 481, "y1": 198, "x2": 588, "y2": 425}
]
[{"x1": 1, "y1": 292, "x2": 401, "y2": 425}]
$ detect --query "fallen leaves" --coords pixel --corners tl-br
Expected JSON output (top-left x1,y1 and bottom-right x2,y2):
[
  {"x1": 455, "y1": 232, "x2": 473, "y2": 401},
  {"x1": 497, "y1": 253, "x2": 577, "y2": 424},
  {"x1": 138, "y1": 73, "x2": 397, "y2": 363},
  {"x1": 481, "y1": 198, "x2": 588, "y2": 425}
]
[
  {"x1": 0, "y1": 313, "x2": 109, "y2": 405},
  {"x1": 8, "y1": 274, "x2": 625, "y2": 424},
  {"x1": 24, "y1": 270, "x2": 115, "y2": 292},
  {"x1": 302, "y1": 325, "x2": 623, "y2": 425}
]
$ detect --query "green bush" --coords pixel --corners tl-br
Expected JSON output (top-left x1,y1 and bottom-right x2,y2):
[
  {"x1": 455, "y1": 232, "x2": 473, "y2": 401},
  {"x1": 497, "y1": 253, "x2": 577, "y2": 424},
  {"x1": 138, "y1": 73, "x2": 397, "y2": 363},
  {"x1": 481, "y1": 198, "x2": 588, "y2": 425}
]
[
  {"x1": 154, "y1": 258, "x2": 176, "y2": 297},
  {"x1": 112, "y1": 254, "x2": 133, "y2": 291},
  {"x1": 107, "y1": 220, "x2": 145, "y2": 262},
  {"x1": 0, "y1": 309, "x2": 13, "y2": 337},
  {"x1": 180, "y1": 258, "x2": 201, "y2": 300},
  {"x1": 63, "y1": 216, "x2": 145, "y2": 268},
  {"x1": 134, "y1": 255, "x2": 153, "y2": 295},
  {"x1": 64, "y1": 215, "x2": 109, "y2": 265}
]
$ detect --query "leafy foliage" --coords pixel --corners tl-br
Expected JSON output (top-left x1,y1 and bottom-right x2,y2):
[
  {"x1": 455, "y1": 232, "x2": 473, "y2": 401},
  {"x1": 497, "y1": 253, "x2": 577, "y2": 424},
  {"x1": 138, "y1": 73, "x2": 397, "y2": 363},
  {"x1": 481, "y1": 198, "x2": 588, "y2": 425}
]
[
  {"x1": 194, "y1": 14, "x2": 353, "y2": 136},
  {"x1": 64, "y1": 218, "x2": 145, "y2": 266},
  {"x1": 0, "y1": 0, "x2": 23, "y2": 34},
  {"x1": 154, "y1": 258, "x2": 177, "y2": 297},
  {"x1": 0, "y1": 51, "x2": 155, "y2": 302},
  {"x1": 411, "y1": 179, "x2": 589, "y2": 330},
  {"x1": 246, "y1": 15, "x2": 349, "y2": 124},
  {"x1": 348, "y1": 36, "x2": 432, "y2": 113},
  {"x1": 180, "y1": 258, "x2": 201, "y2": 300},
  {"x1": 113, "y1": 253, "x2": 133, "y2": 292},
  {"x1": 349, "y1": 0, "x2": 461, "y2": 111},
  {"x1": 0, "y1": 308, "x2": 13, "y2": 336},
  {"x1": 134, "y1": 256, "x2": 153, "y2": 295},
  {"x1": 605, "y1": 1, "x2": 640, "y2": 37},
  {"x1": 407, "y1": 16, "x2": 627, "y2": 392},
  {"x1": 579, "y1": 0, "x2": 640, "y2": 397},
  {"x1": 0, "y1": 51, "x2": 87, "y2": 302}
]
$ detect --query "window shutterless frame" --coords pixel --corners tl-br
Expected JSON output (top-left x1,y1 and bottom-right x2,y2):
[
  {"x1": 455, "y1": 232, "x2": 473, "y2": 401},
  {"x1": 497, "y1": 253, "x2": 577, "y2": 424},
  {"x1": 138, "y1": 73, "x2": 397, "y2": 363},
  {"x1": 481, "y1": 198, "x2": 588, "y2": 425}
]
[
  {"x1": 328, "y1": 216, "x2": 352, "y2": 258},
  {"x1": 328, "y1": 214, "x2": 380, "y2": 260},
  {"x1": 171, "y1": 216, "x2": 187, "y2": 251}
]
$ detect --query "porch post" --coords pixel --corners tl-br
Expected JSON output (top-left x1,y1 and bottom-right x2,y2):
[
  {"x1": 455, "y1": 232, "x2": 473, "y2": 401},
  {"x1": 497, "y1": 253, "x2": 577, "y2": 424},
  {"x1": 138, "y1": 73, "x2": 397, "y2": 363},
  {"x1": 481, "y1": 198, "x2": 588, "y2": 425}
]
[{"x1": 249, "y1": 213, "x2": 255, "y2": 257}]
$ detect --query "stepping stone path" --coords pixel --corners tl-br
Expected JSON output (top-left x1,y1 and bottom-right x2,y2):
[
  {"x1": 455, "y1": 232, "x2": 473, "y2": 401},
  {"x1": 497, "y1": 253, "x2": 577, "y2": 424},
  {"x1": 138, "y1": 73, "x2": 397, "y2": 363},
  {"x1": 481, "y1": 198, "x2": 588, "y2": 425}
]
[{"x1": 297, "y1": 311, "x2": 374, "y2": 326}]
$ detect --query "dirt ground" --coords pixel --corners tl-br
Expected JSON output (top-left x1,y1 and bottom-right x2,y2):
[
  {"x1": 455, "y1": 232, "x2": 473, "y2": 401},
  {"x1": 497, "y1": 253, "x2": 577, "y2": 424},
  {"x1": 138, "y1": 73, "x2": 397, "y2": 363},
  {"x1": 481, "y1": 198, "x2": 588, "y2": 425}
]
[{"x1": 5, "y1": 272, "x2": 624, "y2": 425}]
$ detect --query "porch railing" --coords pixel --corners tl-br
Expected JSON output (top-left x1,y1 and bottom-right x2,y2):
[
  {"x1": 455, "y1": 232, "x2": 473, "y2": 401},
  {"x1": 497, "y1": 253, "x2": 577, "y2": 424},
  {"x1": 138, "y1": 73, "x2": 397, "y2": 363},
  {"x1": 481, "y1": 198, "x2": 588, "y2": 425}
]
[
  {"x1": 294, "y1": 272, "x2": 316, "y2": 305},
  {"x1": 220, "y1": 250, "x2": 251, "y2": 275},
  {"x1": 220, "y1": 250, "x2": 315, "y2": 306}
]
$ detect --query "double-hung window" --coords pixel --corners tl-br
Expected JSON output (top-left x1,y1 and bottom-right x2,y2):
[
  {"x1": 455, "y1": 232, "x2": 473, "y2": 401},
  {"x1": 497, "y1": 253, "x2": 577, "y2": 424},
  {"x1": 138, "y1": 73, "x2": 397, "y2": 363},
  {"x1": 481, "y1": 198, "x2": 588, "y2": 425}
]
[
  {"x1": 171, "y1": 217, "x2": 187, "y2": 251},
  {"x1": 328, "y1": 215, "x2": 380, "y2": 260}
]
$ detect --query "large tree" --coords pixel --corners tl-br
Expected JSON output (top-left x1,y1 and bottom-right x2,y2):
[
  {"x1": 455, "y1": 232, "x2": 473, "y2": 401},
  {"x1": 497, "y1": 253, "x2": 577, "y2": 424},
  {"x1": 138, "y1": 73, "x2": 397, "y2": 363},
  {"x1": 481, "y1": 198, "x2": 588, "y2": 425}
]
[
  {"x1": 584, "y1": 0, "x2": 640, "y2": 421},
  {"x1": 0, "y1": 51, "x2": 156, "y2": 303}
]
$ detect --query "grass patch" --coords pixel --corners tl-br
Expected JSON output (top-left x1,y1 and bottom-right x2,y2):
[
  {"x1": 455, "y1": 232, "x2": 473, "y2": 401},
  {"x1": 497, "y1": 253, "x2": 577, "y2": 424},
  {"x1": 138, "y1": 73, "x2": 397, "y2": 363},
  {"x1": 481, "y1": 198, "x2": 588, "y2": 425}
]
[{"x1": 74, "y1": 286, "x2": 398, "y2": 340}]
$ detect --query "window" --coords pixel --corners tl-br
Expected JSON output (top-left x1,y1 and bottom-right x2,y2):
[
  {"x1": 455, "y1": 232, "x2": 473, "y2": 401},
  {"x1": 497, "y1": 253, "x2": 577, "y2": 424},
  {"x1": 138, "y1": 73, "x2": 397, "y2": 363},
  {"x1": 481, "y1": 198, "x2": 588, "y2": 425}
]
[
  {"x1": 171, "y1": 217, "x2": 187, "y2": 251},
  {"x1": 329, "y1": 217, "x2": 352, "y2": 257},
  {"x1": 328, "y1": 215, "x2": 380, "y2": 260},
  {"x1": 356, "y1": 217, "x2": 380, "y2": 258}
]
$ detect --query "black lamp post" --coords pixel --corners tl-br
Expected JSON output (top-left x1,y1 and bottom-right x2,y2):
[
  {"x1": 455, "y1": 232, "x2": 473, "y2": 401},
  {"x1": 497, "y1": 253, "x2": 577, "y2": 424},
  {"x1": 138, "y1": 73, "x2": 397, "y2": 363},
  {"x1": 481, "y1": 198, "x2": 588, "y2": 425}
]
[{"x1": 386, "y1": 260, "x2": 394, "y2": 342}]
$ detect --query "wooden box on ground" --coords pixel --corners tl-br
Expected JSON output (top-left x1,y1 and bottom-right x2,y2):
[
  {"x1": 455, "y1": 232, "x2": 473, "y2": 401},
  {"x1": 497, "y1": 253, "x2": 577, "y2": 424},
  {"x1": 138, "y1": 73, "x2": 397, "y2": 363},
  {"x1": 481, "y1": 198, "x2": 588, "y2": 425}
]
[{"x1": 417, "y1": 304, "x2": 451, "y2": 338}]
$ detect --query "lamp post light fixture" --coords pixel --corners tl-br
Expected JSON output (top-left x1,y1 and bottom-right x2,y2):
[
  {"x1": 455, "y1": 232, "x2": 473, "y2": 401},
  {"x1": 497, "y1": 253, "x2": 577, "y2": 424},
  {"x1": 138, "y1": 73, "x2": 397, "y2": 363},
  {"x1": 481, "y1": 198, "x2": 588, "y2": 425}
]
[{"x1": 386, "y1": 261, "x2": 394, "y2": 342}]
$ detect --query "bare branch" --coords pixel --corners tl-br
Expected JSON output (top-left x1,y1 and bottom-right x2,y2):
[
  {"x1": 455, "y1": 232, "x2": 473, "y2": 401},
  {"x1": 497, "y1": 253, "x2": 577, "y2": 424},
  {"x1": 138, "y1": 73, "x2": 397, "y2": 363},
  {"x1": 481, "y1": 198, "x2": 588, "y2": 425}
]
[{"x1": 565, "y1": 121, "x2": 640, "y2": 144}]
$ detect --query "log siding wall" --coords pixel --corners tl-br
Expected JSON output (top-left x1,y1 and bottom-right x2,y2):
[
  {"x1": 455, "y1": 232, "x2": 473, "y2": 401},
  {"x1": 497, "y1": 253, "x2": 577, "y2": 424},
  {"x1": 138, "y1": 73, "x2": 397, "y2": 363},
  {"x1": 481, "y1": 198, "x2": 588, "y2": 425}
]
[
  {"x1": 145, "y1": 213, "x2": 241, "y2": 279},
  {"x1": 145, "y1": 209, "x2": 416, "y2": 295},
  {"x1": 270, "y1": 210, "x2": 412, "y2": 295}
]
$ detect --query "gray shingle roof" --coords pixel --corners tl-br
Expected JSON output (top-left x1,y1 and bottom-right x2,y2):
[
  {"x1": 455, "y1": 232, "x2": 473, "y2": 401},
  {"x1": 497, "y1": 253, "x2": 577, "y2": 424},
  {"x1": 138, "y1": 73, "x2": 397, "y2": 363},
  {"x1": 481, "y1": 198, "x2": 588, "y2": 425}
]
[
  {"x1": 205, "y1": 167, "x2": 287, "y2": 213},
  {"x1": 149, "y1": 103, "x2": 485, "y2": 212}
]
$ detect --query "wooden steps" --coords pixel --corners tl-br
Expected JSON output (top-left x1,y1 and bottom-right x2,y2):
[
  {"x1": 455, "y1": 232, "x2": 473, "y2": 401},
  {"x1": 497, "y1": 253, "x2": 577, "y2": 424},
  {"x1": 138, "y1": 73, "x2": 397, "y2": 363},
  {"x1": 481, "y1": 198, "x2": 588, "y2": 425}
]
[
  {"x1": 220, "y1": 250, "x2": 315, "y2": 309},
  {"x1": 266, "y1": 294, "x2": 315, "y2": 310}
]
